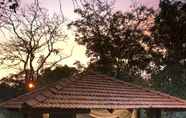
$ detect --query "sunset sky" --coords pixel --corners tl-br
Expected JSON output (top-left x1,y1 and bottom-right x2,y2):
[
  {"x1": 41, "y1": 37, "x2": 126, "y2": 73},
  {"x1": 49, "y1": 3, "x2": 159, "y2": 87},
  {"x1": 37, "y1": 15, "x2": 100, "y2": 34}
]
[
  {"x1": 34, "y1": 0, "x2": 159, "y2": 65},
  {"x1": 0, "y1": 0, "x2": 159, "y2": 78},
  {"x1": 22, "y1": 0, "x2": 159, "y2": 17}
]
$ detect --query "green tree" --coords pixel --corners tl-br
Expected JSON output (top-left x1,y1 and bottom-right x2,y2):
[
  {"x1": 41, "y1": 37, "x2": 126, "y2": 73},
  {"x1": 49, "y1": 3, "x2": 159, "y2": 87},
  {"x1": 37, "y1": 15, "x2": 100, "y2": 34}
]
[
  {"x1": 39, "y1": 65, "x2": 77, "y2": 85},
  {"x1": 70, "y1": 0, "x2": 156, "y2": 79},
  {"x1": 0, "y1": 81, "x2": 25, "y2": 101},
  {"x1": 151, "y1": 0, "x2": 186, "y2": 98}
]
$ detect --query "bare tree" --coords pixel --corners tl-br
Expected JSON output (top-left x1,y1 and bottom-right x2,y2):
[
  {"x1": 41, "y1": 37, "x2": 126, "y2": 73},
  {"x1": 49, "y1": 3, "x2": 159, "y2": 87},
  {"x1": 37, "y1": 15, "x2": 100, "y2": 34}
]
[{"x1": 0, "y1": 2, "x2": 70, "y2": 84}]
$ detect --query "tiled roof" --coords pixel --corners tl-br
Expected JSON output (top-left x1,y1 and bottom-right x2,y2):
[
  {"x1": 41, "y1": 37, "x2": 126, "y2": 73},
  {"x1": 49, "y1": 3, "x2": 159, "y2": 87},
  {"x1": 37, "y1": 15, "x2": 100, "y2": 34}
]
[{"x1": 1, "y1": 73, "x2": 186, "y2": 110}]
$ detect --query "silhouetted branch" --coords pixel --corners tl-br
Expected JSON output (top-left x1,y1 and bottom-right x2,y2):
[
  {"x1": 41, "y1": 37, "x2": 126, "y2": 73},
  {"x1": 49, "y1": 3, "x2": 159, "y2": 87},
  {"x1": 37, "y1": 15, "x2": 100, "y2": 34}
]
[{"x1": 0, "y1": 2, "x2": 67, "y2": 81}]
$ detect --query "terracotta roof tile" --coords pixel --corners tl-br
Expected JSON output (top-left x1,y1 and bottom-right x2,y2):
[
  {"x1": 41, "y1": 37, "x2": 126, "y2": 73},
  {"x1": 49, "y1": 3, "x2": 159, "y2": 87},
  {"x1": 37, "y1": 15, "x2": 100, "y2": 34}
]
[{"x1": 1, "y1": 73, "x2": 186, "y2": 109}]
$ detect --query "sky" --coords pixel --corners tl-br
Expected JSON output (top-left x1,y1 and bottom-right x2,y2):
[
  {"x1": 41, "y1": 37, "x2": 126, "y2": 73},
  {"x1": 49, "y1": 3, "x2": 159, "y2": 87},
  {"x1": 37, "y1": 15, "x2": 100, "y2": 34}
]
[
  {"x1": 0, "y1": 0, "x2": 159, "y2": 78},
  {"x1": 34, "y1": 0, "x2": 159, "y2": 65},
  {"x1": 21, "y1": 0, "x2": 159, "y2": 19},
  {"x1": 37, "y1": 0, "x2": 159, "y2": 18}
]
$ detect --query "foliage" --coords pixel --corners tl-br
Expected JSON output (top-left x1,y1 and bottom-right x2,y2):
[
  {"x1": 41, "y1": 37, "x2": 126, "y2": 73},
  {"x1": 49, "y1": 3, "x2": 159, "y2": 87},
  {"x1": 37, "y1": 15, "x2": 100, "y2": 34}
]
[
  {"x1": 152, "y1": 64, "x2": 186, "y2": 98},
  {"x1": 151, "y1": 0, "x2": 186, "y2": 98},
  {"x1": 0, "y1": 65, "x2": 77, "y2": 100},
  {"x1": 152, "y1": 0, "x2": 186, "y2": 65},
  {"x1": 70, "y1": 0, "x2": 157, "y2": 79},
  {"x1": 39, "y1": 65, "x2": 78, "y2": 86},
  {"x1": 0, "y1": 82, "x2": 25, "y2": 101},
  {"x1": 0, "y1": 2, "x2": 68, "y2": 83}
]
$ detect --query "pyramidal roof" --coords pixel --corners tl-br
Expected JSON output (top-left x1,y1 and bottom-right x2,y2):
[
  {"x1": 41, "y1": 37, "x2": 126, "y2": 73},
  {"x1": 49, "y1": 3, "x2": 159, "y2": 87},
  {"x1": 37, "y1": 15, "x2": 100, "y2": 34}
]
[{"x1": 1, "y1": 73, "x2": 186, "y2": 110}]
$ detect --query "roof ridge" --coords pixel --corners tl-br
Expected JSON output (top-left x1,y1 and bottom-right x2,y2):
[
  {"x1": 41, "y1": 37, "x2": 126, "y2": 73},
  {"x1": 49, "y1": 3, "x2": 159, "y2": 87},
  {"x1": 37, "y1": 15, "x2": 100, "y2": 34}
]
[{"x1": 111, "y1": 77, "x2": 186, "y2": 104}]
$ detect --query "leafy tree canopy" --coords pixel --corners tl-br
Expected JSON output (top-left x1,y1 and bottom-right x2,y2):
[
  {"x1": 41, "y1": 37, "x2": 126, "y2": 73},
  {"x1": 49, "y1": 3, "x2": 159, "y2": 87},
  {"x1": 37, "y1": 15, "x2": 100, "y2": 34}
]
[
  {"x1": 70, "y1": 0, "x2": 158, "y2": 79},
  {"x1": 38, "y1": 65, "x2": 78, "y2": 86},
  {"x1": 152, "y1": 0, "x2": 186, "y2": 66},
  {"x1": 151, "y1": 0, "x2": 186, "y2": 98}
]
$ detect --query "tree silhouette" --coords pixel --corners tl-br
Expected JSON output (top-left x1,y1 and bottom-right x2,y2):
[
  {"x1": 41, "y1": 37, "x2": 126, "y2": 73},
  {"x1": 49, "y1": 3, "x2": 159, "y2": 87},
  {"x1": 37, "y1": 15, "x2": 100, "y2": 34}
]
[
  {"x1": 0, "y1": 2, "x2": 70, "y2": 86},
  {"x1": 39, "y1": 65, "x2": 77, "y2": 86},
  {"x1": 152, "y1": 0, "x2": 186, "y2": 98},
  {"x1": 70, "y1": 1, "x2": 156, "y2": 79},
  {"x1": 0, "y1": 0, "x2": 18, "y2": 12},
  {"x1": 0, "y1": 0, "x2": 18, "y2": 27}
]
